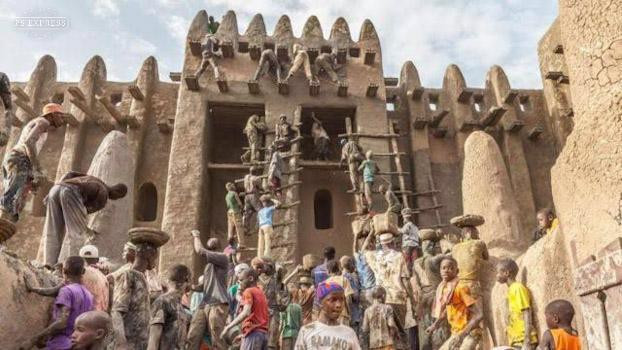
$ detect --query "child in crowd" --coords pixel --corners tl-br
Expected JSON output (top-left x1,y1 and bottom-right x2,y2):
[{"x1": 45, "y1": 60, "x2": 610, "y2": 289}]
[
  {"x1": 22, "y1": 256, "x2": 94, "y2": 350},
  {"x1": 324, "y1": 260, "x2": 354, "y2": 325},
  {"x1": 496, "y1": 258, "x2": 538, "y2": 350},
  {"x1": 362, "y1": 285, "x2": 398, "y2": 350},
  {"x1": 427, "y1": 257, "x2": 483, "y2": 350},
  {"x1": 340, "y1": 255, "x2": 362, "y2": 331},
  {"x1": 279, "y1": 283, "x2": 302, "y2": 350},
  {"x1": 295, "y1": 282, "x2": 361, "y2": 349},
  {"x1": 222, "y1": 268, "x2": 270, "y2": 350},
  {"x1": 148, "y1": 264, "x2": 192, "y2": 349},
  {"x1": 538, "y1": 300, "x2": 581, "y2": 350},
  {"x1": 70, "y1": 311, "x2": 112, "y2": 350}
]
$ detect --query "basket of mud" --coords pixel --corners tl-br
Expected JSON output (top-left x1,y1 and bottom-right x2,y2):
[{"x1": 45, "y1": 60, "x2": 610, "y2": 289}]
[
  {"x1": 450, "y1": 214, "x2": 485, "y2": 228},
  {"x1": 302, "y1": 254, "x2": 321, "y2": 271},
  {"x1": 128, "y1": 227, "x2": 170, "y2": 248},
  {"x1": 419, "y1": 228, "x2": 441, "y2": 242}
]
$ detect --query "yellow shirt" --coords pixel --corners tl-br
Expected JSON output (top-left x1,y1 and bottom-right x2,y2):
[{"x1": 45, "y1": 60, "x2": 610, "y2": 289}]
[
  {"x1": 446, "y1": 280, "x2": 479, "y2": 334},
  {"x1": 506, "y1": 282, "x2": 538, "y2": 345},
  {"x1": 546, "y1": 218, "x2": 559, "y2": 235},
  {"x1": 452, "y1": 239, "x2": 487, "y2": 280}
]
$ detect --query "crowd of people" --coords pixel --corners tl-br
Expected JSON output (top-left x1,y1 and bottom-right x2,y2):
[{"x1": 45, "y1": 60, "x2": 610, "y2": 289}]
[{"x1": 16, "y1": 205, "x2": 579, "y2": 350}]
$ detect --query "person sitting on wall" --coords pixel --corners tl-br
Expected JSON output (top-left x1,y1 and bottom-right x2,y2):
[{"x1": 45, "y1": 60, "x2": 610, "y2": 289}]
[
  {"x1": 532, "y1": 208, "x2": 559, "y2": 243},
  {"x1": 284, "y1": 43, "x2": 316, "y2": 84}
]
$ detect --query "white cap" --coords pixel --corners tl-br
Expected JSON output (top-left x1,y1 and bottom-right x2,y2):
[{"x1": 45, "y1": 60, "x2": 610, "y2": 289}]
[
  {"x1": 379, "y1": 233, "x2": 395, "y2": 243},
  {"x1": 234, "y1": 263, "x2": 250, "y2": 276},
  {"x1": 79, "y1": 244, "x2": 99, "y2": 259}
]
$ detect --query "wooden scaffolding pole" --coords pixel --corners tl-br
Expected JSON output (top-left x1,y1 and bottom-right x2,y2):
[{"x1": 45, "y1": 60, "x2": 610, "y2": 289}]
[{"x1": 390, "y1": 122, "x2": 410, "y2": 209}]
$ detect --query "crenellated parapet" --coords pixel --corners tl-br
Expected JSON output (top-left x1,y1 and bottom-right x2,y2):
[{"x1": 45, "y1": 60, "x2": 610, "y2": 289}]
[
  {"x1": 392, "y1": 60, "x2": 556, "y2": 231},
  {"x1": 181, "y1": 10, "x2": 384, "y2": 97}
]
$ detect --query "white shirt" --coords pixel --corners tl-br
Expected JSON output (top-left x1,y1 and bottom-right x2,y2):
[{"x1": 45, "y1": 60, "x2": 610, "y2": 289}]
[
  {"x1": 295, "y1": 321, "x2": 361, "y2": 350},
  {"x1": 399, "y1": 221, "x2": 420, "y2": 248}
]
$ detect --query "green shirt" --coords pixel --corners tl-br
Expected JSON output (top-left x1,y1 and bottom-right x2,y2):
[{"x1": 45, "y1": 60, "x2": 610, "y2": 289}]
[
  {"x1": 225, "y1": 191, "x2": 240, "y2": 212},
  {"x1": 280, "y1": 303, "x2": 302, "y2": 339},
  {"x1": 359, "y1": 160, "x2": 377, "y2": 183},
  {"x1": 207, "y1": 21, "x2": 219, "y2": 34}
]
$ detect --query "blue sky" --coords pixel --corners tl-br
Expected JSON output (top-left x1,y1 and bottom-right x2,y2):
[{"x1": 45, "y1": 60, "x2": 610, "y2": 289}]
[{"x1": 0, "y1": 0, "x2": 557, "y2": 88}]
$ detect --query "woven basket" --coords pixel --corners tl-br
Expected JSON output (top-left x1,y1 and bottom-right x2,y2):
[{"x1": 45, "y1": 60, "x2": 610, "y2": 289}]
[
  {"x1": 128, "y1": 227, "x2": 170, "y2": 247},
  {"x1": 302, "y1": 254, "x2": 320, "y2": 271},
  {"x1": 419, "y1": 228, "x2": 440, "y2": 242},
  {"x1": 450, "y1": 214, "x2": 485, "y2": 228}
]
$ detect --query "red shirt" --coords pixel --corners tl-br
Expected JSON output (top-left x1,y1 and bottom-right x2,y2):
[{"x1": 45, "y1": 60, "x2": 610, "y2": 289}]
[{"x1": 241, "y1": 286, "x2": 269, "y2": 335}]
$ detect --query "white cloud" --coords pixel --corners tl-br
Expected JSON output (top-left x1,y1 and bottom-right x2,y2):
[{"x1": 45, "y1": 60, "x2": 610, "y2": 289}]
[
  {"x1": 0, "y1": 0, "x2": 556, "y2": 88},
  {"x1": 166, "y1": 15, "x2": 190, "y2": 42},
  {"x1": 92, "y1": 0, "x2": 122, "y2": 18}
]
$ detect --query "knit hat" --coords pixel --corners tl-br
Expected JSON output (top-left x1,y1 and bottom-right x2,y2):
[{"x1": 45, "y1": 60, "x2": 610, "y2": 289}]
[{"x1": 316, "y1": 281, "x2": 344, "y2": 302}]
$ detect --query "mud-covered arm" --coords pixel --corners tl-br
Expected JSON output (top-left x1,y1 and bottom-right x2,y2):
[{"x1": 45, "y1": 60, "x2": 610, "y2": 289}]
[
  {"x1": 24, "y1": 118, "x2": 50, "y2": 173},
  {"x1": 222, "y1": 303, "x2": 252, "y2": 337},
  {"x1": 191, "y1": 230, "x2": 205, "y2": 254},
  {"x1": 522, "y1": 309, "x2": 533, "y2": 347},
  {"x1": 283, "y1": 265, "x2": 302, "y2": 285},
  {"x1": 24, "y1": 276, "x2": 62, "y2": 297},
  {"x1": 538, "y1": 330, "x2": 554, "y2": 350},
  {"x1": 29, "y1": 306, "x2": 69, "y2": 345},
  {"x1": 460, "y1": 299, "x2": 483, "y2": 336}
]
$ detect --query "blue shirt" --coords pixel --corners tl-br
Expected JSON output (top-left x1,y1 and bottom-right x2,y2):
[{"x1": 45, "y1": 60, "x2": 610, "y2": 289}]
[
  {"x1": 354, "y1": 253, "x2": 376, "y2": 290},
  {"x1": 343, "y1": 271, "x2": 362, "y2": 323},
  {"x1": 258, "y1": 205, "x2": 276, "y2": 227},
  {"x1": 359, "y1": 160, "x2": 377, "y2": 183},
  {"x1": 312, "y1": 263, "x2": 329, "y2": 286}
]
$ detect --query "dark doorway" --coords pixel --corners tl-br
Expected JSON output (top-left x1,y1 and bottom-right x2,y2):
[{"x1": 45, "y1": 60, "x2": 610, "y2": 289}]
[
  {"x1": 136, "y1": 182, "x2": 157, "y2": 221},
  {"x1": 314, "y1": 189, "x2": 333, "y2": 229}
]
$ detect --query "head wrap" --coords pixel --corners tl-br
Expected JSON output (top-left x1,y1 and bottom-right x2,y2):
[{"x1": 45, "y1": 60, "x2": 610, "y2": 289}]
[
  {"x1": 316, "y1": 281, "x2": 344, "y2": 303},
  {"x1": 124, "y1": 242, "x2": 137, "y2": 251}
]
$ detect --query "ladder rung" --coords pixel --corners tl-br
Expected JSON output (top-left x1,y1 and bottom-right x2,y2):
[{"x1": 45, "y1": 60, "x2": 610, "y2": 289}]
[
  {"x1": 413, "y1": 204, "x2": 443, "y2": 212},
  {"x1": 409, "y1": 190, "x2": 441, "y2": 197}
]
